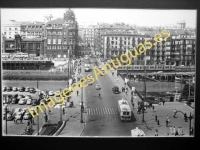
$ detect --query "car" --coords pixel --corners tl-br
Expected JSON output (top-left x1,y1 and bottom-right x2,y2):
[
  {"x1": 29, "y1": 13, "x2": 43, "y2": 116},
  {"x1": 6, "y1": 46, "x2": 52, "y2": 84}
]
[
  {"x1": 19, "y1": 87, "x2": 25, "y2": 92},
  {"x1": 29, "y1": 88, "x2": 36, "y2": 93},
  {"x1": 25, "y1": 87, "x2": 30, "y2": 92},
  {"x1": 14, "y1": 112, "x2": 22, "y2": 120},
  {"x1": 13, "y1": 108, "x2": 22, "y2": 115},
  {"x1": 31, "y1": 99, "x2": 38, "y2": 106},
  {"x1": 87, "y1": 79, "x2": 93, "y2": 85},
  {"x1": 3, "y1": 86, "x2": 7, "y2": 92},
  {"x1": 23, "y1": 112, "x2": 31, "y2": 120},
  {"x1": 21, "y1": 108, "x2": 28, "y2": 114},
  {"x1": 48, "y1": 91, "x2": 54, "y2": 96},
  {"x1": 11, "y1": 97, "x2": 18, "y2": 104},
  {"x1": 112, "y1": 86, "x2": 120, "y2": 94},
  {"x1": 17, "y1": 95, "x2": 25, "y2": 100},
  {"x1": 4, "y1": 111, "x2": 15, "y2": 121},
  {"x1": 12, "y1": 87, "x2": 18, "y2": 92},
  {"x1": 6, "y1": 86, "x2": 12, "y2": 92},
  {"x1": 18, "y1": 98, "x2": 27, "y2": 105},
  {"x1": 96, "y1": 84, "x2": 101, "y2": 90},
  {"x1": 26, "y1": 99, "x2": 32, "y2": 105},
  {"x1": 25, "y1": 95, "x2": 32, "y2": 99}
]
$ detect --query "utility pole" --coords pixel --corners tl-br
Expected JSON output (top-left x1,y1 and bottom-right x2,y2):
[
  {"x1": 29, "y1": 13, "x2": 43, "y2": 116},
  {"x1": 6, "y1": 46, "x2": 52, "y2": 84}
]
[
  {"x1": 80, "y1": 87, "x2": 83, "y2": 123},
  {"x1": 60, "y1": 88, "x2": 62, "y2": 121},
  {"x1": 142, "y1": 66, "x2": 146, "y2": 122},
  {"x1": 37, "y1": 79, "x2": 39, "y2": 135}
]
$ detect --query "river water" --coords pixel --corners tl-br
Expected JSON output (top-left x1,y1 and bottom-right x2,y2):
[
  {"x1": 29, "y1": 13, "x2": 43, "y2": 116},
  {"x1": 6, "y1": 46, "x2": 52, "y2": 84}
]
[{"x1": 129, "y1": 81, "x2": 184, "y2": 92}]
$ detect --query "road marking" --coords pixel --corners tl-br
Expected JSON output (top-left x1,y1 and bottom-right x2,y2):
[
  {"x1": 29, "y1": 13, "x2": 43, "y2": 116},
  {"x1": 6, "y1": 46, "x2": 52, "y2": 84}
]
[{"x1": 96, "y1": 108, "x2": 99, "y2": 115}]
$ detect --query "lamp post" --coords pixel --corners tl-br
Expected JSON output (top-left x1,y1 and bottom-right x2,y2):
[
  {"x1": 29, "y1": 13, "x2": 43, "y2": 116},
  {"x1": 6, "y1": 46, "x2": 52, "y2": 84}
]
[
  {"x1": 174, "y1": 110, "x2": 194, "y2": 136},
  {"x1": 80, "y1": 86, "x2": 84, "y2": 123},
  {"x1": 142, "y1": 66, "x2": 146, "y2": 122},
  {"x1": 37, "y1": 79, "x2": 39, "y2": 135},
  {"x1": 5, "y1": 101, "x2": 8, "y2": 135},
  {"x1": 60, "y1": 88, "x2": 62, "y2": 121}
]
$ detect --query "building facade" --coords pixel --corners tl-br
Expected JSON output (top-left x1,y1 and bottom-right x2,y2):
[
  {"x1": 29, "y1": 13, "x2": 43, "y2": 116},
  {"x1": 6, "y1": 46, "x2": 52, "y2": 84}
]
[
  {"x1": 45, "y1": 9, "x2": 80, "y2": 58},
  {"x1": 3, "y1": 34, "x2": 45, "y2": 57}
]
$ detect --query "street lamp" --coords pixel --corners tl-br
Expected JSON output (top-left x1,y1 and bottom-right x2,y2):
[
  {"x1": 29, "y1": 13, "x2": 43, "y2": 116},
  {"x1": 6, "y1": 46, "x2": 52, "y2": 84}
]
[
  {"x1": 174, "y1": 110, "x2": 194, "y2": 136},
  {"x1": 80, "y1": 85, "x2": 84, "y2": 123},
  {"x1": 60, "y1": 88, "x2": 62, "y2": 122},
  {"x1": 142, "y1": 66, "x2": 147, "y2": 122}
]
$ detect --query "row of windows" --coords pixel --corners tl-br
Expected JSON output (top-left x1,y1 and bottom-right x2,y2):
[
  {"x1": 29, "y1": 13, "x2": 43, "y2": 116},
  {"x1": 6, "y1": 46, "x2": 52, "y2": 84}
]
[
  {"x1": 47, "y1": 45, "x2": 73, "y2": 49},
  {"x1": 47, "y1": 39, "x2": 75, "y2": 44},
  {"x1": 21, "y1": 25, "x2": 43, "y2": 29},
  {"x1": 4, "y1": 28, "x2": 19, "y2": 30}
]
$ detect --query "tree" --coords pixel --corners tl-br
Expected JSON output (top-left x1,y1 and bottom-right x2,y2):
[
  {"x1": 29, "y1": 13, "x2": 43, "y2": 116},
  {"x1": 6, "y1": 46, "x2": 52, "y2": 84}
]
[{"x1": 182, "y1": 83, "x2": 194, "y2": 100}]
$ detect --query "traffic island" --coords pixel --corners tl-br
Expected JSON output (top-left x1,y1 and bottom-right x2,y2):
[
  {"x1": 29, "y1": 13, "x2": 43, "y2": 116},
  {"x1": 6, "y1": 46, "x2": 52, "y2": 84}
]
[{"x1": 39, "y1": 121, "x2": 66, "y2": 136}]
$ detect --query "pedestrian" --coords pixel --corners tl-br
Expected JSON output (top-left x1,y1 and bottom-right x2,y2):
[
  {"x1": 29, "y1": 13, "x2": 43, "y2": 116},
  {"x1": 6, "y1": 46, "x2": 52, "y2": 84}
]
[
  {"x1": 173, "y1": 126, "x2": 176, "y2": 135},
  {"x1": 20, "y1": 115, "x2": 23, "y2": 124},
  {"x1": 77, "y1": 90, "x2": 79, "y2": 96},
  {"x1": 152, "y1": 105, "x2": 155, "y2": 111},
  {"x1": 170, "y1": 126, "x2": 173, "y2": 135},
  {"x1": 125, "y1": 89, "x2": 128, "y2": 95},
  {"x1": 173, "y1": 109, "x2": 177, "y2": 118},
  {"x1": 44, "y1": 113, "x2": 48, "y2": 123},
  {"x1": 155, "y1": 115, "x2": 157, "y2": 121},
  {"x1": 155, "y1": 129, "x2": 158, "y2": 136},
  {"x1": 48, "y1": 109, "x2": 51, "y2": 115},
  {"x1": 175, "y1": 130, "x2": 179, "y2": 136},
  {"x1": 162, "y1": 100, "x2": 165, "y2": 105},
  {"x1": 166, "y1": 132, "x2": 169, "y2": 136},
  {"x1": 190, "y1": 127, "x2": 194, "y2": 135},
  {"x1": 132, "y1": 102, "x2": 134, "y2": 109},
  {"x1": 99, "y1": 93, "x2": 101, "y2": 99},
  {"x1": 63, "y1": 108, "x2": 65, "y2": 114},
  {"x1": 27, "y1": 120, "x2": 30, "y2": 126},
  {"x1": 166, "y1": 119, "x2": 168, "y2": 127},
  {"x1": 157, "y1": 119, "x2": 160, "y2": 125}
]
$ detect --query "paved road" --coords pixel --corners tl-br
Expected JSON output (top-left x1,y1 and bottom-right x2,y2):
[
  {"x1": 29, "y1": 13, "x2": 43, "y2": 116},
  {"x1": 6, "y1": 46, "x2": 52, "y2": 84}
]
[{"x1": 81, "y1": 57, "x2": 142, "y2": 136}]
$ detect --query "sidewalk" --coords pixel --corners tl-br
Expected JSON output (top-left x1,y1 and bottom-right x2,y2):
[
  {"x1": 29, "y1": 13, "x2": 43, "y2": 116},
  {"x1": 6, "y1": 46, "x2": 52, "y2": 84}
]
[
  {"x1": 98, "y1": 58, "x2": 194, "y2": 137},
  {"x1": 57, "y1": 60, "x2": 85, "y2": 137}
]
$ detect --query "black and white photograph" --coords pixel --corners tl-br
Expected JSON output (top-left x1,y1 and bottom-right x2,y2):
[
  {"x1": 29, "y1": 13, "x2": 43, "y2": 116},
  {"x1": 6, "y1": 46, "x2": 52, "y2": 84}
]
[{"x1": 1, "y1": 8, "x2": 196, "y2": 137}]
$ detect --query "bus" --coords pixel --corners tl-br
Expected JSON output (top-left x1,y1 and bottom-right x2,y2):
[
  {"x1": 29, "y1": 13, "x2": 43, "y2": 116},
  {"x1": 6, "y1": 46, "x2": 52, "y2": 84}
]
[{"x1": 118, "y1": 99, "x2": 131, "y2": 121}]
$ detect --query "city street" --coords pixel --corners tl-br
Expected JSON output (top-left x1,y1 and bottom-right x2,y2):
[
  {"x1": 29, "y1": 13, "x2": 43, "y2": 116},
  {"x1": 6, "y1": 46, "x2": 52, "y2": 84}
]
[{"x1": 81, "y1": 57, "x2": 142, "y2": 136}]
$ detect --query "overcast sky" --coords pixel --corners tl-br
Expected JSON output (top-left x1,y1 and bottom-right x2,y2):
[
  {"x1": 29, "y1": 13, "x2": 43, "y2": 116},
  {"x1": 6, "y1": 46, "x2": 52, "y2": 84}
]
[{"x1": 1, "y1": 8, "x2": 197, "y2": 28}]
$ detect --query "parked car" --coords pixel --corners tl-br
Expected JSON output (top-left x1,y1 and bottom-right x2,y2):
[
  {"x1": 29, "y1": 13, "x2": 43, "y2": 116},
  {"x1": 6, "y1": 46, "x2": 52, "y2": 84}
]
[
  {"x1": 25, "y1": 95, "x2": 32, "y2": 99},
  {"x1": 3, "y1": 86, "x2": 7, "y2": 92},
  {"x1": 4, "y1": 110, "x2": 15, "y2": 121},
  {"x1": 11, "y1": 97, "x2": 18, "y2": 104},
  {"x1": 29, "y1": 88, "x2": 36, "y2": 93},
  {"x1": 23, "y1": 112, "x2": 31, "y2": 120},
  {"x1": 13, "y1": 108, "x2": 22, "y2": 115},
  {"x1": 31, "y1": 99, "x2": 38, "y2": 106},
  {"x1": 18, "y1": 98, "x2": 27, "y2": 105},
  {"x1": 14, "y1": 112, "x2": 22, "y2": 120},
  {"x1": 19, "y1": 87, "x2": 25, "y2": 92},
  {"x1": 26, "y1": 99, "x2": 32, "y2": 105},
  {"x1": 17, "y1": 95, "x2": 25, "y2": 100},
  {"x1": 96, "y1": 84, "x2": 101, "y2": 90},
  {"x1": 25, "y1": 87, "x2": 30, "y2": 92},
  {"x1": 48, "y1": 91, "x2": 54, "y2": 96},
  {"x1": 12, "y1": 87, "x2": 18, "y2": 92},
  {"x1": 6, "y1": 86, "x2": 12, "y2": 92},
  {"x1": 112, "y1": 86, "x2": 120, "y2": 94}
]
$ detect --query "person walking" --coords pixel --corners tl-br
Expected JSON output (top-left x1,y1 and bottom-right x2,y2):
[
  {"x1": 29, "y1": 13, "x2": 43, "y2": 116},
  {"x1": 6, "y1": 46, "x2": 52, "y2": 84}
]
[
  {"x1": 44, "y1": 113, "x2": 48, "y2": 123},
  {"x1": 162, "y1": 100, "x2": 165, "y2": 105},
  {"x1": 125, "y1": 89, "x2": 128, "y2": 95},
  {"x1": 173, "y1": 109, "x2": 177, "y2": 118},
  {"x1": 27, "y1": 120, "x2": 30, "y2": 126},
  {"x1": 173, "y1": 126, "x2": 176, "y2": 136},
  {"x1": 152, "y1": 105, "x2": 155, "y2": 111},
  {"x1": 155, "y1": 115, "x2": 157, "y2": 121},
  {"x1": 190, "y1": 127, "x2": 194, "y2": 135},
  {"x1": 170, "y1": 126, "x2": 173, "y2": 135},
  {"x1": 157, "y1": 119, "x2": 160, "y2": 125},
  {"x1": 155, "y1": 129, "x2": 158, "y2": 136},
  {"x1": 175, "y1": 130, "x2": 179, "y2": 136},
  {"x1": 99, "y1": 93, "x2": 101, "y2": 99},
  {"x1": 77, "y1": 90, "x2": 79, "y2": 96},
  {"x1": 63, "y1": 108, "x2": 65, "y2": 114},
  {"x1": 166, "y1": 119, "x2": 168, "y2": 127}
]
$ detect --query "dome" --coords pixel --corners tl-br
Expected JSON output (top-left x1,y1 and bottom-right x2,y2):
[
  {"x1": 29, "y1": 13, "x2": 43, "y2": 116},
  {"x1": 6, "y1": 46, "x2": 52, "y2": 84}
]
[{"x1": 64, "y1": 9, "x2": 75, "y2": 22}]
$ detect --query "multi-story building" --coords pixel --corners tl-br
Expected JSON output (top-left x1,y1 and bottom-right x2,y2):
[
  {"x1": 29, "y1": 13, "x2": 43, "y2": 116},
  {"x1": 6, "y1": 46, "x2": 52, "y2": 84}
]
[
  {"x1": 3, "y1": 33, "x2": 45, "y2": 57},
  {"x1": 20, "y1": 22, "x2": 45, "y2": 39},
  {"x1": 82, "y1": 25, "x2": 97, "y2": 47},
  {"x1": 45, "y1": 9, "x2": 79, "y2": 58},
  {"x1": 2, "y1": 20, "x2": 22, "y2": 39}
]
